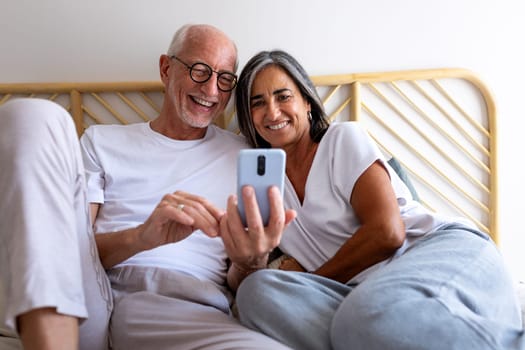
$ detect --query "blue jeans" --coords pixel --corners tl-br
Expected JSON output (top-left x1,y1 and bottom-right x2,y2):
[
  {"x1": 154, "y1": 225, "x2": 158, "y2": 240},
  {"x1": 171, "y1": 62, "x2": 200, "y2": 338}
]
[{"x1": 236, "y1": 226, "x2": 524, "y2": 350}]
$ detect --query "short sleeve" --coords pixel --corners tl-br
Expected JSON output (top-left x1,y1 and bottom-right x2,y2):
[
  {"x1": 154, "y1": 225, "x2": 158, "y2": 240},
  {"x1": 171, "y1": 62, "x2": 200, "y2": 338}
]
[
  {"x1": 329, "y1": 123, "x2": 385, "y2": 197},
  {"x1": 79, "y1": 127, "x2": 105, "y2": 204}
]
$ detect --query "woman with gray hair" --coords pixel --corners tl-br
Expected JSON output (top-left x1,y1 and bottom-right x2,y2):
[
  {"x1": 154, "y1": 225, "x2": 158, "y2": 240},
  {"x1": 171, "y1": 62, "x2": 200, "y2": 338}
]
[
  {"x1": 221, "y1": 49, "x2": 524, "y2": 350},
  {"x1": 235, "y1": 50, "x2": 329, "y2": 148}
]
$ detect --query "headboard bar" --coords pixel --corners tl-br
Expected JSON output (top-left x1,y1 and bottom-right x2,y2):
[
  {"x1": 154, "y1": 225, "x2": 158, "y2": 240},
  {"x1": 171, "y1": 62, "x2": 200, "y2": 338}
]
[{"x1": 70, "y1": 90, "x2": 83, "y2": 136}]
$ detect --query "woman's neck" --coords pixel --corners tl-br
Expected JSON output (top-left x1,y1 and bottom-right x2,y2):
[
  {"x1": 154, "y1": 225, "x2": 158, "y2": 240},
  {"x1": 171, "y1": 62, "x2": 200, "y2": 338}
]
[{"x1": 284, "y1": 139, "x2": 318, "y2": 204}]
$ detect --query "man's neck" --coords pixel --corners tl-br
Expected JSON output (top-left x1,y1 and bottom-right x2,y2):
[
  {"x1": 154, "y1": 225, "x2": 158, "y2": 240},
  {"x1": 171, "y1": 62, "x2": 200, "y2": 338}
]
[{"x1": 150, "y1": 114, "x2": 208, "y2": 140}]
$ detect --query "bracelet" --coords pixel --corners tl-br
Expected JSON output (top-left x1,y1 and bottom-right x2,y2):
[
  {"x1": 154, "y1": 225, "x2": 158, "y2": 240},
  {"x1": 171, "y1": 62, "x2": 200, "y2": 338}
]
[{"x1": 231, "y1": 263, "x2": 262, "y2": 277}]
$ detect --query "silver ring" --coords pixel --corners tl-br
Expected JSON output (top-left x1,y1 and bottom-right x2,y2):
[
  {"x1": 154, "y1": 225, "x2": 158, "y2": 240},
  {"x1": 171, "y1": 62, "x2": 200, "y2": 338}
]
[{"x1": 177, "y1": 204, "x2": 185, "y2": 211}]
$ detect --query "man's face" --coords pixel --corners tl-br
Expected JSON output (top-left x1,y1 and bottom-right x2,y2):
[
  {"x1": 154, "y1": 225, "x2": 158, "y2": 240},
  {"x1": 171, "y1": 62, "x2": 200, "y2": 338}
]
[{"x1": 163, "y1": 33, "x2": 237, "y2": 129}]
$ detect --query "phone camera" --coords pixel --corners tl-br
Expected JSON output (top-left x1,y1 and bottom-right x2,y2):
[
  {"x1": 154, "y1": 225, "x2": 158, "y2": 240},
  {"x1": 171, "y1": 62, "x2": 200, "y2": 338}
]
[{"x1": 257, "y1": 155, "x2": 266, "y2": 176}]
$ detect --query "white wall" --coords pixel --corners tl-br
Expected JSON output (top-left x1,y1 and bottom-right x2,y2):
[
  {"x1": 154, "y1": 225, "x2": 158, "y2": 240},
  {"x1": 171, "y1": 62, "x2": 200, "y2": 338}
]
[{"x1": 1, "y1": 0, "x2": 524, "y2": 279}]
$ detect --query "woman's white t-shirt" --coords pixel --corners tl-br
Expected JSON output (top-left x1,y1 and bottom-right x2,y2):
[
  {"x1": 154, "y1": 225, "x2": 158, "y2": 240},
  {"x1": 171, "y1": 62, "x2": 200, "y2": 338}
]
[{"x1": 279, "y1": 122, "x2": 475, "y2": 282}]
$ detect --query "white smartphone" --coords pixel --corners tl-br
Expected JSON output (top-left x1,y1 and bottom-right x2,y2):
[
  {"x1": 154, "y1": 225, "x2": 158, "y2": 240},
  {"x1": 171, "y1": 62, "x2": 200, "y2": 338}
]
[{"x1": 237, "y1": 149, "x2": 286, "y2": 226}]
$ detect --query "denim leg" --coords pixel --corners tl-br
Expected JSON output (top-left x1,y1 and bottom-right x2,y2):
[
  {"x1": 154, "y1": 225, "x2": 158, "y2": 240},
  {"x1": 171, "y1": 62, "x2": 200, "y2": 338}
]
[
  {"x1": 331, "y1": 228, "x2": 524, "y2": 350},
  {"x1": 236, "y1": 269, "x2": 351, "y2": 350}
]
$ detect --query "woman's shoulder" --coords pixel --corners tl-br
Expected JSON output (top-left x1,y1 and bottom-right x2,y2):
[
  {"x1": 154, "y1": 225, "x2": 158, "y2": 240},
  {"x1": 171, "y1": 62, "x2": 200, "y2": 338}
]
[
  {"x1": 328, "y1": 121, "x2": 365, "y2": 133},
  {"x1": 325, "y1": 121, "x2": 369, "y2": 143}
]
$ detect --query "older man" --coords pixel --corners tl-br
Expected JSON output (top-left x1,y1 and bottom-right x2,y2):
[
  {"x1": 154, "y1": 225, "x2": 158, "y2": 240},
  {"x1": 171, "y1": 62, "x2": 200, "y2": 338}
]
[{"x1": 0, "y1": 24, "x2": 292, "y2": 350}]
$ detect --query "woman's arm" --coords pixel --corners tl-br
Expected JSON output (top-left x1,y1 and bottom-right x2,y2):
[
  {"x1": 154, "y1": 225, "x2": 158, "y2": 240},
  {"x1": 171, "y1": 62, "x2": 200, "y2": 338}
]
[{"x1": 313, "y1": 161, "x2": 405, "y2": 283}]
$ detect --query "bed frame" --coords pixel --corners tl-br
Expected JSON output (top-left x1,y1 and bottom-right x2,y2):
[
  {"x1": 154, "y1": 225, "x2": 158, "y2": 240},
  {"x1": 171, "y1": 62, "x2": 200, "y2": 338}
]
[{"x1": 0, "y1": 68, "x2": 498, "y2": 243}]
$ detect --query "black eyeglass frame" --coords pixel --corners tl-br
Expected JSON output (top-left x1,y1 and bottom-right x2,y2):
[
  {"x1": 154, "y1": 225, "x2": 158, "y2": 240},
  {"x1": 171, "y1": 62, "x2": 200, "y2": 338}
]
[{"x1": 170, "y1": 55, "x2": 237, "y2": 92}]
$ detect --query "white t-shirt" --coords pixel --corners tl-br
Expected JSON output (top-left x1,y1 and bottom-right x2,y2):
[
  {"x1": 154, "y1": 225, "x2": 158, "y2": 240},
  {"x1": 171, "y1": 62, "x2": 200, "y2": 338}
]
[
  {"x1": 280, "y1": 122, "x2": 475, "y2": 282},
  {"x1": 80, "y1": 122, "x2": 248, "y2": 286}
]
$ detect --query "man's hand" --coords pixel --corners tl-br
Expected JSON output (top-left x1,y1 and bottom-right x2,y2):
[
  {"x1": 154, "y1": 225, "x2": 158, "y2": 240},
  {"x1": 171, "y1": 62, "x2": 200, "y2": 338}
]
[
  {"x1": 138, "y1": 191, "x2": 224, "y2": 250},
  {"x1": 95, "y1": 190, "x2": 225, "y2": 269}
]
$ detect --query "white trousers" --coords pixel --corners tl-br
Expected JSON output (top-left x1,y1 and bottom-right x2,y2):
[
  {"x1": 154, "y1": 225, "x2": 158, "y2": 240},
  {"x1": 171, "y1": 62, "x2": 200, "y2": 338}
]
[
  {"x1": 109, "y1": 265, "x2": 292, "y2": 350},
  {"x1": 0, "y1": 99, "x2": 112, "y2": 349}
]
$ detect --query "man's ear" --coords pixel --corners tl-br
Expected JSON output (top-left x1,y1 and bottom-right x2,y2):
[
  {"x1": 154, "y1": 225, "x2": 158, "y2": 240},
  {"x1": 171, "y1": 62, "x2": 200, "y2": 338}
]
[{"x1": 159, "y1": 55, "x2": 170, "y2": 82}]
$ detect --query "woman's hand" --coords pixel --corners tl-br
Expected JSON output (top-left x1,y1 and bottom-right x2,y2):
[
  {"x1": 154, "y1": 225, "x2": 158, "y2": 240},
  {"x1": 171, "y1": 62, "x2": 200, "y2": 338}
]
[{"x1": 220, "y1": 185, "x2": 296, "y2": 290}]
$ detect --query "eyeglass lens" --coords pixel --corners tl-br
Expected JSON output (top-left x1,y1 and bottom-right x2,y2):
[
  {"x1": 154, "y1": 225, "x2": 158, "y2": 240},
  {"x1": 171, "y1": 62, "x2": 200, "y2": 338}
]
[{"x1": 189, "y1": 63, "x2": 237, "y2": 92}]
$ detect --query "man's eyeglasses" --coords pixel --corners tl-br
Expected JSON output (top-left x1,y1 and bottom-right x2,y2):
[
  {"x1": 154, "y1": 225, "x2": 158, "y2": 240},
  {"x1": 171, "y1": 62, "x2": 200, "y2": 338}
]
[{"x1": 170, "y1": 56, "x2": 237, "y2": 92}]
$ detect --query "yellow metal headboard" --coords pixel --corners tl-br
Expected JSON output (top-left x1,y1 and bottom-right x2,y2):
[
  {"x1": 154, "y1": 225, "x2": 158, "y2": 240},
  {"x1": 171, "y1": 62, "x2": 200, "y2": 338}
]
[{"x1": 0, "y1": 68, "x2": 497, "y2": 243}]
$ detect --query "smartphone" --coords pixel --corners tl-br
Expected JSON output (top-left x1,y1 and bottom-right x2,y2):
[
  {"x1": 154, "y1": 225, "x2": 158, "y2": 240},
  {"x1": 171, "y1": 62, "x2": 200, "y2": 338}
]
[{"x1": 237, "y1": 149, "x2": 286, "y2": 227}]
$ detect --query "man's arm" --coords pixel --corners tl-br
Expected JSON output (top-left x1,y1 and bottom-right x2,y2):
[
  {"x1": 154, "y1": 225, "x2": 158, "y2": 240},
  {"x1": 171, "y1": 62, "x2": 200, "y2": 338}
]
[
  {"x1": 91, "y1": 192, "x2": 225, "y2": 269},
  {"x1": 90, "y1": 203, "x2": 146, "y2": 269},
  {"x1": 94, "y1": 227, "x2": 145, "y2": 270}
]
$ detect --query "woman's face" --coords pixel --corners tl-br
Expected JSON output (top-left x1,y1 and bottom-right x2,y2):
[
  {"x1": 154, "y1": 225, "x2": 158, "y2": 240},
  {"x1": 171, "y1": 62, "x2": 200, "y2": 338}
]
[{"x1": 249, "y1": 65, "x2": 311, "y2": 149}]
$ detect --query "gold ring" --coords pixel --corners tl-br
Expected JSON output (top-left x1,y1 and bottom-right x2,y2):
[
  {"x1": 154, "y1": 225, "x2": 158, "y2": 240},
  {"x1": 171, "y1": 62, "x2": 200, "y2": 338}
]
[{"x1": 177, "y1": 204, "x2": 185, "y2": 211}]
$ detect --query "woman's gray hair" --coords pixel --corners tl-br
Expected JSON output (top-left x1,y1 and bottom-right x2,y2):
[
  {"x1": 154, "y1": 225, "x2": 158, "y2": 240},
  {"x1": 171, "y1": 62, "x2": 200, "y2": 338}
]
[{"x1": 235, "y1": 50, "x2": 329, "y2": 148}]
